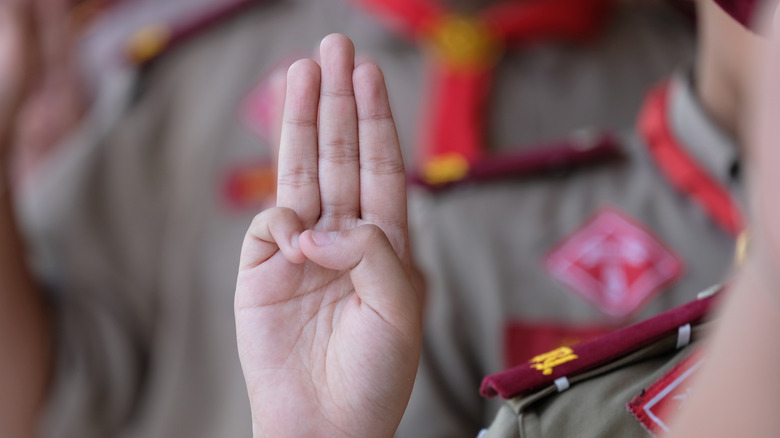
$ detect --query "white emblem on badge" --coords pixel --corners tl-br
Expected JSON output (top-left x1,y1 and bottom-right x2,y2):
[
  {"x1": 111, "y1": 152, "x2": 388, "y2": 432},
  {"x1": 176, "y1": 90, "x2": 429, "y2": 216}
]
[{"x1": 545, "y1": 209, "x2": 683, "y2": 319}]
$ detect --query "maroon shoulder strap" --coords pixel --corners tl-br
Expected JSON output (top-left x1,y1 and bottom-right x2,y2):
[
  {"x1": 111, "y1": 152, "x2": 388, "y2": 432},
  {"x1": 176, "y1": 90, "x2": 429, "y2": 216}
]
[{"x1": 480, "y1": 293, "x2": 717, "y2": 400}]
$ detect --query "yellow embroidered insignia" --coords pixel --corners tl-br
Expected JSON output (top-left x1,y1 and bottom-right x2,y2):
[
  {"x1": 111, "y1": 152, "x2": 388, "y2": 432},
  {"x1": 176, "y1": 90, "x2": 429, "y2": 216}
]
[
  {"x1": 426, "y1": 14, "x2": 502, "y2": 72},
  {"x1": 529, "y1": 346, "x2": 578, "y2": 375},
  {"x1": 421, "y1": 152, "x2": 470, "y2": 185},
  {"x1": 126, "y1": 24, "x2": 172, "y2": 64}
]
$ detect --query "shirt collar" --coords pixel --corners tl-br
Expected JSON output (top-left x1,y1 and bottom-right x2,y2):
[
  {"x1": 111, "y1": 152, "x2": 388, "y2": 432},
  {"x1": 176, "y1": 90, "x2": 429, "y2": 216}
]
[{"x1": 668, "y1": 71, "x2": 741, "y2": 189}]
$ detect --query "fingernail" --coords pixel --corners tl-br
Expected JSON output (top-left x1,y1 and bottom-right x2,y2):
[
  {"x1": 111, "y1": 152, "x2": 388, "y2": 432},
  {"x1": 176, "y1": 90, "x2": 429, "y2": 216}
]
[
  {"x1": 311, "y1": 231, "x2": 337, "y2": 246},
  {"x1": 291, "y1": 233, "x2": 300, "y2": 249}
]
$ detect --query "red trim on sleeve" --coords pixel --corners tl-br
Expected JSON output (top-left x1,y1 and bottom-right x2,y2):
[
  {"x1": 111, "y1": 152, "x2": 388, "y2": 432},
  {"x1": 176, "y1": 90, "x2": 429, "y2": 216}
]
[{"x1": 627, "y1": 349, "x2": 706, "y2": 436}]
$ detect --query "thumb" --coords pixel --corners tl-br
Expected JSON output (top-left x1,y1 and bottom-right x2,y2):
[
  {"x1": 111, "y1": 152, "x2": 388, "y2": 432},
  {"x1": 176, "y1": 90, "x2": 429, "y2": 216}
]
[{"x1": 299, "y1": 224, "x2": 422, "y2": 324}]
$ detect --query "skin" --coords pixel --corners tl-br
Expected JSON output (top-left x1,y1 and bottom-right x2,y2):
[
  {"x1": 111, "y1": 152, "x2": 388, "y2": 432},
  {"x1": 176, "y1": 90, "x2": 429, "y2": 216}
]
[
  {"x1": 234, "y1": 34, "x2": 423, "y2": 438},
  {"x1": 695, "y1": 0, "x2": 763, "y2": 142},
  {"x1": 0, "y1": 1, "x2": 53, "y2": 436}
]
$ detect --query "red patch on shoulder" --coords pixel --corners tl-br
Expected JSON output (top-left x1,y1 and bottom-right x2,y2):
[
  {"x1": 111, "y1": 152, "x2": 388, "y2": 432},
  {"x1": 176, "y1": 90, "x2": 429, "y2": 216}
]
[
  {"x1": 239, "y1": 56, "x2": 302, "y2": 141},
  {"x1": 223, "y1": 162, "x2": 276, "y2": 210},
  {"x1": 503, "y1": 322, "x2": 614, "y2": 369},
  {"x1": 544, "y1": 209, "x2": 683, "y2": 319},
  {"x1": 627, "y1": 351, "x2": 705, "y2": 436},
  {"x1": 240, "y1": 77, "x2": 279, "y2": 142}
]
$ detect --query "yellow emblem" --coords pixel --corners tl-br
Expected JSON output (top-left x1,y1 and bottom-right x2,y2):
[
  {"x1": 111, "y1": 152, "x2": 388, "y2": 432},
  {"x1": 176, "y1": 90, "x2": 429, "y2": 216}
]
[
  {"x1": 735, "y1": 229, "x2": 750, "y2": 267},
  {"x1": 126, "y1": 24, "x2": 173, "y2": 64},
  {"x1": 529, "y1": 347, "x2": 578, "y2": 376},
  {"x1": 422, "y1": 152, "x2": 470, "y2": 185},
  {"x1": 426, "y1": 15, "x2": 503, "y2": 71}
]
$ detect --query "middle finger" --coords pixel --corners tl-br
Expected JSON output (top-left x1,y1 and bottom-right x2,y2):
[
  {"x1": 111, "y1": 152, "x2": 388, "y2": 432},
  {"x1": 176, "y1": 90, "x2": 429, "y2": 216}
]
[{"x1": 317, "y1": 34, "x2": 360, "y2": 226}]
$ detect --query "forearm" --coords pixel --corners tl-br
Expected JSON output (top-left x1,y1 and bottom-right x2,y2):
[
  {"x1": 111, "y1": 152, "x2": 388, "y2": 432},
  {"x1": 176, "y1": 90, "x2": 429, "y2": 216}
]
[{"x1": 0, "y1": 164, "x2": 52, "y2": 437}]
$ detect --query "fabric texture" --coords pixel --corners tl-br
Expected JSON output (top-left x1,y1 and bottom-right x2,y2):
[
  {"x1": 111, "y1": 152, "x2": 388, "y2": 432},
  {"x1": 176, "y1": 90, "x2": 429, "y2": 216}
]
[
  {"x1": 15, "y1": 1, "x2": 699, "y2": 436},
  {"x1": 401, "y1": 72, "x2": 739, "y2": 437}
]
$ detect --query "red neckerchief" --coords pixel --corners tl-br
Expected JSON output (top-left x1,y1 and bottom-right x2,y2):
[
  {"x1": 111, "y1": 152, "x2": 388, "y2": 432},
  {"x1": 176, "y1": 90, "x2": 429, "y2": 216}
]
[
  {"x1": 639, "y1": 82, "x2": 744, "y2": 237},
  {"x1": 352, "y1": 0, "x2": 613, "y2": 184}
]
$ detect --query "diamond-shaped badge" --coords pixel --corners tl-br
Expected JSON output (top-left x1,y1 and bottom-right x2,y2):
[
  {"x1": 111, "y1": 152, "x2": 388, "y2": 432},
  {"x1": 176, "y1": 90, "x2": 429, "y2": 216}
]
[
  {"x1": 240, "y1": 75, "x2": 278, "y2": 142},
  {"x1": 544, "y1": 209, "x2": 683, "y2": 319}
]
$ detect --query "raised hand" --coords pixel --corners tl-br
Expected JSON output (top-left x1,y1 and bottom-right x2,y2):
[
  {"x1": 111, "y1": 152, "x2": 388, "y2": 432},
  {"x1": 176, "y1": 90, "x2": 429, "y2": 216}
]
[{"x1": 235, "y1": 34, "x2": 423, "y2": 437}]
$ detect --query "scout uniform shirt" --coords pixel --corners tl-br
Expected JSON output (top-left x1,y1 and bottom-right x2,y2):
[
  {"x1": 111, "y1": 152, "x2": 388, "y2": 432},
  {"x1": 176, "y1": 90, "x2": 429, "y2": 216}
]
[
  {"x1": 14, "y1": 0, "x2": 695, "y2": 436},
  {"x1": 398, "y1": 73, "x2": 742, "y2": 437},
  {"x1": 478, "y1": 287, "x2": 720, "y2": 438}
]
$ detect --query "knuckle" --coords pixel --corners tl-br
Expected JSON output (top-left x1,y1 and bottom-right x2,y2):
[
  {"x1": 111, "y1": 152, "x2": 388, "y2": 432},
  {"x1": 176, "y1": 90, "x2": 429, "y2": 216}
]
[
  {"x1": 358, "y1": 112, "x2": 393, "y2": 123},
  {"x1": 283, "y1": 117, "x2": 317, "y2": 128},
  {"x1": 321, "y1": 139, "x2": 359, "y2": 163},
  {"x1": 249, "y1": 207, "x2": 286, "y2": 230},
  {"x1": 278, "y1": 167, "x2": 318, "y2": 188},
  {"x1": 268, "y1": 206, "x2": 295, "y2": 222},
  {"x1": 249, "y1": 211, "x2": 267, "y2": 230},
  {"x1": 321, "y1": 211, "x2": 354, "y2": 223},
  {"x1": 321, "y1": 88, "x2": 354, "y2": 99},
  {"x1": 361, "y1": 155, "x2": 405, "y2": 175},
  {"x1": 375, "y1": 217, "x2": 406, "y2": 231}
]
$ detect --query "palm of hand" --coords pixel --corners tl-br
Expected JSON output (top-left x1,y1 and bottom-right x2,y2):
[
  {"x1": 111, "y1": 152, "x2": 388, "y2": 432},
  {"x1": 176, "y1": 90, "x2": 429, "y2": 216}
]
[
  {"x1": 238, "y1": 246, "x2": 408, "y2": 436},
  {"x1": 235, "y1": 34, "x2": 421, "y2": 438}
]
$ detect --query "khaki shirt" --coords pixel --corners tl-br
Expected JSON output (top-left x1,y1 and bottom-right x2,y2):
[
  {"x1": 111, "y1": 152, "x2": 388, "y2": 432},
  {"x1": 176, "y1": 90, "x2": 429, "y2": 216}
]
[
  {"x1": 15, "y1": 0, "x2": 695, "y2": 436},
  {"x1": 481, "y1": 291, "x2": 716, "y2": 437},
  {"x1": 399, "y1": 74, "x2": 741, "y2": 437}
]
